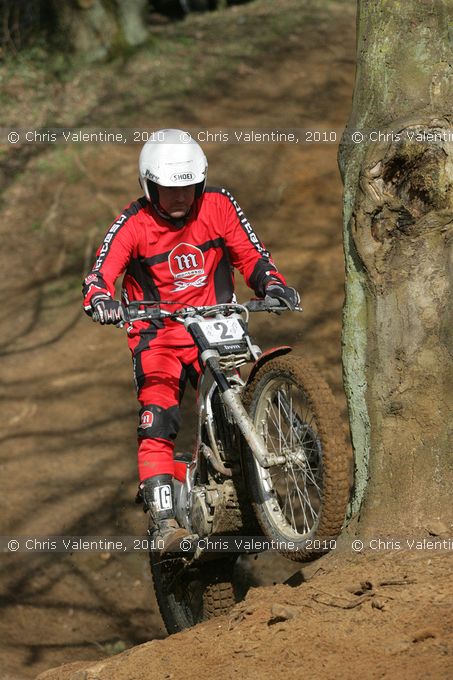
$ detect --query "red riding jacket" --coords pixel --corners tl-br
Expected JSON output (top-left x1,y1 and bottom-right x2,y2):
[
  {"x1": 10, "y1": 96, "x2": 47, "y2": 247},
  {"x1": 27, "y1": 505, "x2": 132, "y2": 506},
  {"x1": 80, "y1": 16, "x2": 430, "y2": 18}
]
[{"x1": 83, "y1": 187, "x2": 286, "y2": 353}]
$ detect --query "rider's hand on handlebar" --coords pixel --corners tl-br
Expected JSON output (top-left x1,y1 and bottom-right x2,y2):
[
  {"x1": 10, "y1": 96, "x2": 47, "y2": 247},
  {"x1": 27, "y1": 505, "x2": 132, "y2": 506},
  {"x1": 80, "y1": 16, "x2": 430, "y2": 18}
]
[
  {"x1": 265, "y1": 282, "x2": 300, "y2": 311},
  {"x1": 91, "y1": 294, "x2": 125, "y2": 324}
]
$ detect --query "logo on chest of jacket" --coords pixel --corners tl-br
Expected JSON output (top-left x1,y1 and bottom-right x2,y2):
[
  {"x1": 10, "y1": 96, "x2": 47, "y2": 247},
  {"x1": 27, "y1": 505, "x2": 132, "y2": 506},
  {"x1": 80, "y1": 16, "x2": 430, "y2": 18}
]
[{"x1": 168, "y1": 243, "x2": 207, "y2": 291}]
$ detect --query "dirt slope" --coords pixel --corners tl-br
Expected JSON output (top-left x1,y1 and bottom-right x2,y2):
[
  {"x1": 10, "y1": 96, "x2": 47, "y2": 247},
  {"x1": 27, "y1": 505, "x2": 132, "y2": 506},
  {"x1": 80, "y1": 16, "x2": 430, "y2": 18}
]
[
  {"x1": 4, "y1": 2, "x2": 450, "y2": 679},
  {"x1": 36, "y1": 549, "x2": 453, "y2": 680}
]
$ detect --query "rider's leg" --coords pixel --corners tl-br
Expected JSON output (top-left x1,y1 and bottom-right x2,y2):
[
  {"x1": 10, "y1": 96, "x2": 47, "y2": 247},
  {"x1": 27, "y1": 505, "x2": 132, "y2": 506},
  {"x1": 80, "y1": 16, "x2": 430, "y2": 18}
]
[{"x1": 134, "y1": 344, "x2": 200, "y2": 551}]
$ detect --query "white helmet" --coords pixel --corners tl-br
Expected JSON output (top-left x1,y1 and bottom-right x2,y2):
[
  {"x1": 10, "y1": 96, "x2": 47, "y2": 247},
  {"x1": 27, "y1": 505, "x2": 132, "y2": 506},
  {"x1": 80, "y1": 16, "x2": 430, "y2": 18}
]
[{"x1": 139, "y1": 128, "x2": 208, "y2": 203}]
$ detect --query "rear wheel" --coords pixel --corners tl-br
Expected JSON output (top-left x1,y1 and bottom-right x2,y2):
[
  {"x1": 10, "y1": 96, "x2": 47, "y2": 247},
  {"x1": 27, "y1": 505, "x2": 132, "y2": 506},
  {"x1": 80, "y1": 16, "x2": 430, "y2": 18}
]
[
  {"x1": 242, "y1": 355, "x2": 350, "y2": 561},
  {"x1": 150, "y1": 553, "x2": 238, "y2": 633}
]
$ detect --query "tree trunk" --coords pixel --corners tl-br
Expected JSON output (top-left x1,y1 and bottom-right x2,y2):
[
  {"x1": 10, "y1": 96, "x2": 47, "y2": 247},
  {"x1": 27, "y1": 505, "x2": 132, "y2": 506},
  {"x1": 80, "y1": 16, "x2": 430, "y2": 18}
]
[
  {"x1": 51, "y1": 0, "x2": 149, "y2": 60},
  {"x1": 339, "y1": 0, "x2": 453, "y2": 536}
]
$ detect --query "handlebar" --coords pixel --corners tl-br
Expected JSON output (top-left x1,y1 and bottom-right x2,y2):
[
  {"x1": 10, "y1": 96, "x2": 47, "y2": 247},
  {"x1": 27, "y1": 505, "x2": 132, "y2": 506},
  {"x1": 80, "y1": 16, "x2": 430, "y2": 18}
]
[{"x1": 92, "y1": 297, "x2": 301, "y2": 324}]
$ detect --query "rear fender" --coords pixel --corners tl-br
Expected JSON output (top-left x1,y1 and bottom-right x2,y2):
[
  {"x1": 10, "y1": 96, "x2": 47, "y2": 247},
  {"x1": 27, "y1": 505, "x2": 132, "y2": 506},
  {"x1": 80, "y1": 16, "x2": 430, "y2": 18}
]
[{"x1": 246, "y1": 346, "x2": 292, "y2": 386}]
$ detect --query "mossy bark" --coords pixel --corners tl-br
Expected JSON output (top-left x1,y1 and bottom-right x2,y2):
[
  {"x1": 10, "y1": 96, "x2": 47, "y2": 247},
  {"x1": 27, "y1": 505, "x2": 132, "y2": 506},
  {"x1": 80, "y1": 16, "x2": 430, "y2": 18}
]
[
  {"x1": 339, "y1": 0, "x2": 453, "y2": 535},
  {"x1": 50, "y1": 0, "x2": 148, "y2": 60}
]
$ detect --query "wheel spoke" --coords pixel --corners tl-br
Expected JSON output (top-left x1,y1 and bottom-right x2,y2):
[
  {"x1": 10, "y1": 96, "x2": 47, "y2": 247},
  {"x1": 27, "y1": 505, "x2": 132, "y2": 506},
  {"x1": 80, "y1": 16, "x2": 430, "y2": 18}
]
[
  {"x1": 287, "y1": 462, "x2": 312, "y2": 532},
  {"x1": 289, "y1": 386, "x2": 293, "y2": 451},
  {"x1": 268, "y1": 400, "x2": 290, "y2": 450},
  {"x1": 291, "y1": 456, "x2": 322, "y2": 494},
  {"x1": 285, "y1": 470, "x2": 297, "y2": 532},
  {"x1": 290, "y1": 467, "x2": 321, "y2": 517}
]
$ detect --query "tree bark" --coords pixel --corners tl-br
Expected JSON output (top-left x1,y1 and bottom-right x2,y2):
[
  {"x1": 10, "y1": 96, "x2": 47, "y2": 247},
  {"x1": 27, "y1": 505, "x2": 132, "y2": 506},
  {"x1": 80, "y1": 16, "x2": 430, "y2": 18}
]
[
  {"x1": 51, "y1": 0, "x2": 149, "y2": 60},
  {"x1": 339, "y1": 0, "x2": 453, "y2": 535}
]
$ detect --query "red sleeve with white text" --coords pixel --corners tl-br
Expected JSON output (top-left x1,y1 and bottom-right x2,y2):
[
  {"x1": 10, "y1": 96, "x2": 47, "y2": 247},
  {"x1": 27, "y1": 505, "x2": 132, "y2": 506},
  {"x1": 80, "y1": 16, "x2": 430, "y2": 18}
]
[
  {"x1": 82, "y1": 199, "x2": 145, "y2": 312},
  {"x1": 218, "y1": 188, "x2": 286, "y2": 297}
]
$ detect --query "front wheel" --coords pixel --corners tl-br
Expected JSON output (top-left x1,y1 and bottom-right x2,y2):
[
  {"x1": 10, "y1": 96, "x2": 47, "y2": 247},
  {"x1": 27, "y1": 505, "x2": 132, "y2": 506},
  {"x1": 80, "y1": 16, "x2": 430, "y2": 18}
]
[{"x1": 242, "y1": 355, "x2": 350, "y2": 562}]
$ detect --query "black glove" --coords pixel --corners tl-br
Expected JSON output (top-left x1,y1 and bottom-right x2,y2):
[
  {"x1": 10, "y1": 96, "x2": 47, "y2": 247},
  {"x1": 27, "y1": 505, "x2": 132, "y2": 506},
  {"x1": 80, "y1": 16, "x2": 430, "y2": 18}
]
[
  {"x1": 265, "y1": 282, "x2": 300, "y2": 310},
  {"x1": 91, "y1": 294, "x2": 125, "y2": 324}
]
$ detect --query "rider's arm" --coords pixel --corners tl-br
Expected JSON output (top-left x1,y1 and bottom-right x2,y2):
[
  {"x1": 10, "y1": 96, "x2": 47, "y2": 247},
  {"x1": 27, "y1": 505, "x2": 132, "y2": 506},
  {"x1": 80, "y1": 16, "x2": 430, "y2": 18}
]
[
  {"x1": 82, "y1": 201, "x2": 143, "y2": 314},
  {"x1": 219, "y1": 189, "x2": 286, "y2": 297}
]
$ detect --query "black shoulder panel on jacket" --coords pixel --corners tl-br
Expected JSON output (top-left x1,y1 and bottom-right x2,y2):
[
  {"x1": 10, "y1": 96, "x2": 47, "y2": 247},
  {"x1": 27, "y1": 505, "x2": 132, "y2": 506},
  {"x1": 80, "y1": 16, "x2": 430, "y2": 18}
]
[{"x1": 204, "y1": 186, "x2": 226, "y2": 195}]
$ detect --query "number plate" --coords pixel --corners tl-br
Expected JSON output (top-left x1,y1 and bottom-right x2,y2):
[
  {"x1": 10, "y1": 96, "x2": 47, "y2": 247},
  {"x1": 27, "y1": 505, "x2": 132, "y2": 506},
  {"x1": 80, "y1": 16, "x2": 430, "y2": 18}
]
[{"x1": 198, "y1": 318, "x2": 244, "y2": 345}]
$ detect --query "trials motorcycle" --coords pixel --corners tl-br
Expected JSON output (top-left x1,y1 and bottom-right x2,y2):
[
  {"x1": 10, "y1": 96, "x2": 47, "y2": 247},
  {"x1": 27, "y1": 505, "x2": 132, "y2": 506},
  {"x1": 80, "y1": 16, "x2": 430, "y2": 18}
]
[{"x1": 98, "y1": 297, "x2": 350, "y2": 633}]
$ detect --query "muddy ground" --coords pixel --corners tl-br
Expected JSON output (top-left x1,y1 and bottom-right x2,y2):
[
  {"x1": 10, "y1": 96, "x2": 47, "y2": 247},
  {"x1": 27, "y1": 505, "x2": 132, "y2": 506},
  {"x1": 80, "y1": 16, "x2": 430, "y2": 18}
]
[
  {"x1": 36, "y1": 548, "x2": 453, "y2": 680},
  {"x1": 1, "y1": 1, "x2": 451, "y2": 678}
]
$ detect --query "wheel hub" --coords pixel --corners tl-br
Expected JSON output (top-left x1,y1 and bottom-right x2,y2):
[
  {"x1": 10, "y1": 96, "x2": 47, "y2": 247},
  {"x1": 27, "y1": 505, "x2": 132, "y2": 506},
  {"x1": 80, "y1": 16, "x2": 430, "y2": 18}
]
[{"x1": 285, "y1": 446, "x2": 307, "y2": 467}]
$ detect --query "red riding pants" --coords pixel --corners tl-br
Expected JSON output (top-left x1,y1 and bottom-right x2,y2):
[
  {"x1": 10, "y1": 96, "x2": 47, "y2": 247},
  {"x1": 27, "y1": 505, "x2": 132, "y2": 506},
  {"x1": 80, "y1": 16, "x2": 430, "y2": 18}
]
[{"x1": 133, "y1": 343, "x2": 200, "y2": 482}]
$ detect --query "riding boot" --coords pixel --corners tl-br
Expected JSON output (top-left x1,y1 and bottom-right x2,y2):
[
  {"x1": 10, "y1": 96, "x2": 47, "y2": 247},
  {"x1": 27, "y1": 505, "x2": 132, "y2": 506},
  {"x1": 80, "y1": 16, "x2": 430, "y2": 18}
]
[{"x1": 140, "y1": 474, "x2": 189, "y2": 555}]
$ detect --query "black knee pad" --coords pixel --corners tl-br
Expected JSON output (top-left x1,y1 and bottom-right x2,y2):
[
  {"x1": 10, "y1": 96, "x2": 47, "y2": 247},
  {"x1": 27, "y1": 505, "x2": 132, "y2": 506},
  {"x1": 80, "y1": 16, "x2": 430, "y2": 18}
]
[{"x1": 137, "y1": 404, "x2": 181, "y2": 441}]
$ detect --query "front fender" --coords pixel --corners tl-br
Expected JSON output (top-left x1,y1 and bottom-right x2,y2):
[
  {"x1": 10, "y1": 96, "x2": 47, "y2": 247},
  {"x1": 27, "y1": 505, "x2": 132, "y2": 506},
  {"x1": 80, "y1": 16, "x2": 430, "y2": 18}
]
[{"x1": 246, "y1": 346, "x2": 292, "y2": 385}]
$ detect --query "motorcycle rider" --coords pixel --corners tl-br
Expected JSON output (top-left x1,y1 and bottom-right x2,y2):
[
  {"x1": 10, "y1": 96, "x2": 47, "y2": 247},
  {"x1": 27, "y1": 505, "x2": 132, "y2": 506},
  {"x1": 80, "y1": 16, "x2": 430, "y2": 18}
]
[{"x1": 82, "y1": 128, "x2": 300, "y2": 553}]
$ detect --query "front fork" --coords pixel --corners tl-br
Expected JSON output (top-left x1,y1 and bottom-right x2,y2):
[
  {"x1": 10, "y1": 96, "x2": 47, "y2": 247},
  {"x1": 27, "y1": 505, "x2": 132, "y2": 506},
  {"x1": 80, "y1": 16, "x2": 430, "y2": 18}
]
[{"x1": 201, "y1": 350, "x2": 286, "y2": 469}]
